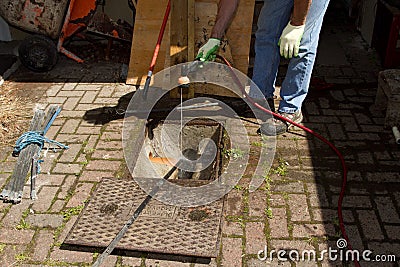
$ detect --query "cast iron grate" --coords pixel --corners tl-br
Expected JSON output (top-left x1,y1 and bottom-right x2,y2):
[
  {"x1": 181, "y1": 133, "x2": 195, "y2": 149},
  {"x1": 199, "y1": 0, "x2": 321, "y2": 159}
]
[{"x1": 63, "y1": 178, "x2": 225, "y2": 258}]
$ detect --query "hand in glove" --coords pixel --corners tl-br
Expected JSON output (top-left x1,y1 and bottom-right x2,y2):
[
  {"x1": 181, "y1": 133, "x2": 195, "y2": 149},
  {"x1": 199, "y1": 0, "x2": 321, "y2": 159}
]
[
  {"x1": 196, "y1": 38, "x2": 221, "y2": 62},
  {"x1": 278, "y1": 22, "x2": 305, "y2": 59}
]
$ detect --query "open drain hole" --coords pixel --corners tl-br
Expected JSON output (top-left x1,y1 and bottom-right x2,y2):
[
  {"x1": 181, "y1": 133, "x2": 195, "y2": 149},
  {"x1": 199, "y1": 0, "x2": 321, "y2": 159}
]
[{"x1": 144, "y1": 119, "x2": 225, "y2": 182}]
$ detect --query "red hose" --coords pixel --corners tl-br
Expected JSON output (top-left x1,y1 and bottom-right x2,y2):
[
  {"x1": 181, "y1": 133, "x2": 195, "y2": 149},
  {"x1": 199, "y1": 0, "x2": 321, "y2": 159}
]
[{"x1": 217, "y1": 55, "x2": 360, "y2": 267}]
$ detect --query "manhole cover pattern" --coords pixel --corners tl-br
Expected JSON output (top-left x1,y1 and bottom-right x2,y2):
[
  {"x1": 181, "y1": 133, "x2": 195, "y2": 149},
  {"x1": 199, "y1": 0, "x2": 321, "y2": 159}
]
[{"x1": 64, "y1": 178, "x2": 224, "y2": 257}]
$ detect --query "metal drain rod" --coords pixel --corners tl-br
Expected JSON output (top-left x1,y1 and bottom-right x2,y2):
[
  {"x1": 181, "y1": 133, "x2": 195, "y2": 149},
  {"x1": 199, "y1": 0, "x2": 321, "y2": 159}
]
[{"x1": 92, "y1": 161, "x2": 181, "y2": 267}]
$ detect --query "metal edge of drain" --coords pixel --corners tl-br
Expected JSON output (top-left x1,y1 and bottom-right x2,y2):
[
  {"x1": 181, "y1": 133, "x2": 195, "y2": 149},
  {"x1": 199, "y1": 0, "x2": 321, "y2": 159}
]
[{"x1": 62, "y1": 178, "x2": 226, "y2": 259}]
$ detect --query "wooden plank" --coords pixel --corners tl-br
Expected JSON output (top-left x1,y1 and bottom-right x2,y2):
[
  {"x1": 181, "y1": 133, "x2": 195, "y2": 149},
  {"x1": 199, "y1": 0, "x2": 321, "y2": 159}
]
[
  {"x1": 188, "y1": 0, "x2": 196, "y2": 61},
  {"x1": 127, "y1": 0, "x2": 169, "y2": 85},
  {"x1": 127, "y1": 0, "x2": 255, "y2": 98}
]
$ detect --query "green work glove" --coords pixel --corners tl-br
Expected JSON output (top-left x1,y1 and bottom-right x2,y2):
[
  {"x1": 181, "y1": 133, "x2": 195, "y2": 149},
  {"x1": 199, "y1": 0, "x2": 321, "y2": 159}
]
[
  {"x1": 196, "y1": 38, "x2": 221, "y2": 62},
  {"x1": 278, "y1": 22, "x2": 305, "y2": 59}
]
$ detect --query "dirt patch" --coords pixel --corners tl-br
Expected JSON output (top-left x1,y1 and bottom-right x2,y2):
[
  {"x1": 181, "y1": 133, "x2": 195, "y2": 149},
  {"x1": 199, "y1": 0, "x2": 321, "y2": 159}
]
[{"x1": 0, "y1": 81, "x2": 44, "y2": 147}]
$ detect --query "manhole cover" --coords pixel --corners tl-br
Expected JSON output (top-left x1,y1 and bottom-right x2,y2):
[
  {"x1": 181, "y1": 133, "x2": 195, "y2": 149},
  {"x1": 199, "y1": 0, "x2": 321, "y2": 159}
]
[{"x1": 63, "y1": 178, "x2": 225, "y2": 258}]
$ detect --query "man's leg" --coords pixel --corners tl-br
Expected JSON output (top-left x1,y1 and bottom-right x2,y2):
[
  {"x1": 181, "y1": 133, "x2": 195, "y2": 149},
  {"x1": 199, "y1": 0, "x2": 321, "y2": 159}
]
[
  {"x1": 278, "y1": 0, "x2": 331, "y2": 113},
  {"x1": 251, "y1": 0, "x2": 293, "y2": 99}
]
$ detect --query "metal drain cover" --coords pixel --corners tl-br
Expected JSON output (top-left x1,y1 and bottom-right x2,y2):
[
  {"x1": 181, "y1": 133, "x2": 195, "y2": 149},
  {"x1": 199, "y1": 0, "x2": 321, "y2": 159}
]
[{"x1": 63, "y1": 178, "x2": 225, "y2": 258}]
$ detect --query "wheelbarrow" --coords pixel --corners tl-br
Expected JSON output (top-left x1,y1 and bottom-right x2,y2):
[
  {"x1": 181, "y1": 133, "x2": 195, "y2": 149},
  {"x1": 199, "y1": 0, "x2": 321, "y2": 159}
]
[{"x1": 0, "y1": 0, "x2": 133, "y2": 72}]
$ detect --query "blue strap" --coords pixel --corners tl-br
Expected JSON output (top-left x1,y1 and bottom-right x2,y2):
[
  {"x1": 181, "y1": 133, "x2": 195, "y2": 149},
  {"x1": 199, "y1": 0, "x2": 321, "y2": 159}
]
[{"x1": 12, "y1": 131, "x2": 69, "y2": 157}]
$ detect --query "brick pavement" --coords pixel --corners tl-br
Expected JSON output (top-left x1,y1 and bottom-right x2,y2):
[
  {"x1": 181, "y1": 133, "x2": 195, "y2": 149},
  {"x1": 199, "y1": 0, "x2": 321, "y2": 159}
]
[{"x1": 1, "y1": 6, "x2": 400, "y2": 267}]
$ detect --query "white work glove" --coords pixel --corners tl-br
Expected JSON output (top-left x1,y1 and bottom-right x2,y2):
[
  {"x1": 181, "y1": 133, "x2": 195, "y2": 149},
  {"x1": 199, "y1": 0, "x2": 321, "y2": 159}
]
[
  {"x1": 279, "y1": 22, "x2": 305, "y2": 59},
  {"x1": 196, "y1": 38, "x2": 221, "y2": 62}
]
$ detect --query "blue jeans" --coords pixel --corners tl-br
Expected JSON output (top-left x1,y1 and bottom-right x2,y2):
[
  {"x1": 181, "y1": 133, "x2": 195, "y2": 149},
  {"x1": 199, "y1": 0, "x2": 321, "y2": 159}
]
[{"x1": 251, "y1": 0, "x2": 330, "y2": 113}]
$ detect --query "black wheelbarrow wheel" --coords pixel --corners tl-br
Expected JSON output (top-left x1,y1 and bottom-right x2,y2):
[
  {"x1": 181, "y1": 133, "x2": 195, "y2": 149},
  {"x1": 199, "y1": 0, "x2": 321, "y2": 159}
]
[{"x1": 18, "y1": 35, "x2": 58, "y2": 72}]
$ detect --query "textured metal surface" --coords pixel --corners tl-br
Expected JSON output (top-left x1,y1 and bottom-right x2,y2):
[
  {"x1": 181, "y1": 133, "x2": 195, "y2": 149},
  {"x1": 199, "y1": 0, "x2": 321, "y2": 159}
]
[
  {"x1": 64, "y1": 178, "x2": 225, "y2": 258},
  {"x1": 0, "y1": 0, "x2": 70, "y2": 39}
]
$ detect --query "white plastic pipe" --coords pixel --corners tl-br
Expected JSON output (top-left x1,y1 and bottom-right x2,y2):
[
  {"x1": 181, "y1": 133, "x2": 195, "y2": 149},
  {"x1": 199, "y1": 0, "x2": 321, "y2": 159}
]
[{"x1": 393, "y1": 126, "x2": 400, "y2": 145}]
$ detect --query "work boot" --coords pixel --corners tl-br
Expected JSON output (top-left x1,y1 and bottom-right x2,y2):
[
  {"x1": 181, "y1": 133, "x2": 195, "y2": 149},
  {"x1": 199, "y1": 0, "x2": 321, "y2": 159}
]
[{"x1": 260, "y1": 110, "x2": 303, "y2": 136}]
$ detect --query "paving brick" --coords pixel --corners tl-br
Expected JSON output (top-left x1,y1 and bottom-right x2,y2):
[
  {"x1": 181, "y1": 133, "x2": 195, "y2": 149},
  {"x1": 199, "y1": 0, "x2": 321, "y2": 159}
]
[
  {"x1": 331, "y1": 195, "x2": 372, "y2": 208},
  {"x1": 246, "y1": 222, "x2": 266, "y2": 254},
  {"x1": 268, "y1": 208, "x2": 289, "y2": 238},
  {"x1": 357, "y1": 210, "x2": 384, "y2": 240},
  {"x1": 222, "y1": 219, "x2": 243, "y2": 236},
  {"x1": 193, "y1": 258, "x2": 217, "y2": 267},
  {"x1": 45, "y1": 125, "x2": 61, "y2": 140},
  {"x1": 60, "y1": 119, "x2": 80, "y2": 134},
  {"x1": 270, "y1": 194, "x2": 286, "y2": 207},
  {"x1": 366, "y1": 172, "x2": 400, "y2": 183},
  {"x1": 50, "y1": 246, "x2": 93, "y2": 264},
  {"x1": 26, "y1": 214, "x2": 63, "y2": 228},
  {"x1": 57, "y1": 90, "x2": 85, "y2": 97},
  {"x1": 367, "y1": 242, "x2": 400, "y2": 263},
  {"x1": 32, "y1": 230, "x2": 54, "y2": 261},
  {"x1": 47, "y1": 97, "x2": 66, "y2": 104},
  {"x1": 0, "y1": 245, "x2": 26, "y2": 266},
  {"x1": 0, "y1": 200, "x2": 31, "y2": 228},
  {"x1": 248, "y1": 190, "x2": 267, "y2": 217},
  {"x1": 121, "y1": 256, "x2": 142, "y2": 267},
  {"x1": 66, "y1": 182, "x2": 94, "y2": 207},
  {"x1": 61, "y1": 82, "x2": 78, "y2": 91},
  {"x1": 98, "y1": 85, "x2": 115, "y2": 97},
  {"x1": 91, "y1": 149, "x2": 124, "y2": 160},
  {"x1": 56, "y1": 134, "x2": 89, "y2": 143},
  {"x1": 145, "y1": 258, "x2": 191, "y2": 266},
  {"x1": 221, "y1": 237, "x2": 242, "y2": 267},
  {"x1": 270, "y1": 240, "x2": 315, "y2": 252},
  {"x1": 56, "y1": 215, "x2": 78, "y2": 243},
  {"x1": 312, "y1": 208, "x2": 354, "y2": 223},
  {"x1": 273, "y1": 182, "x2": 304, "y2": 193},
  {"x1": 75, "y1": 103, "x2": 104, "y2": 111},
  {"x1": 104, "y1": 121, "x2": 124, "y2": 132},
  {"x1": 95, "y1": 140, "x2": 122, "y2": 150},
  {"x1": 340, "y1": 116, "x2": 359, "y2": 131},
  {"x1": 85, "y1": 160, "x2": 121, "y2": 171},
  {"x1": 374, "y1": 196, "x2": 400, "y2": 223},
  {"x1": 46, "y1": 84, "x2": 63, "y2": 97},
  {"x1": 50, "y1": 199, "x2": 65, "y2": 213},
  {"x1": 32, "y1": 186, "x2": 59, "y2": 212},
  {"x1": 223, "y1": 190, "x2": 243, "y2": 216},
  {"x1": 63, "y1": 97, "x2": 80, "y2": 111},
  {"x1": 76, "y1": 126, "x2": 102, "y2": 135},
  {"x1": 246, "y1": 258, "x2": 291, "y2": 266},
  {"x1": 101, "y1": 131, "x2": 122, "y2": 140},
  {"x1": 58, "y1": 175, "x2": 77, "y2": 199},
  {"x1": 384, "y1": 225, "x2": 400, "y2": 240},
  {"x1": 0, "y1": 173, "x2": 9, "y2": 188},
  {"x1": 293, "y1": 223, "x2": 335, "y2": 238},
  {"x1": 58, "y1": 110, "x2": 86, "y2": 118},
  {"x1": 348, "y1": 133, "x2": 381, "y2": 141},
  {"x1": 94, "y1": 97, "x2": 119, "y2": 105},
  {"x1": 58, "y1": 144, "x2": 82, "y2": 163},
  {"x1": 74, "y1": 83, "x2": 103, "y2": 91},
  {"x1": 98, "y1": 255, "x2": 118, "y2": 266},
  {"x1": 85, "y1": 135, "x2": 100, "y2": 151},
  {"x1": 0, "y1": 228, "x2": 35, "y2": 244},
  {"x1": 52, "y1": 163, "x2": 82, "y2": 174},
  {"x1": 79, "y1": 170, "x2": 113, "y2": 182},
  {"x1": 356, "y1": 152, "x2": 375, "y2": 164},
  {"x1": 288, "y1": 194, "x2": 310, "y2": 221},
  {"x1": 80, "y1": 91, "x2": 98, "y2": 104},
  {"x1": 327, "y1": 124, "x2": 346, "y2": 140}
]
